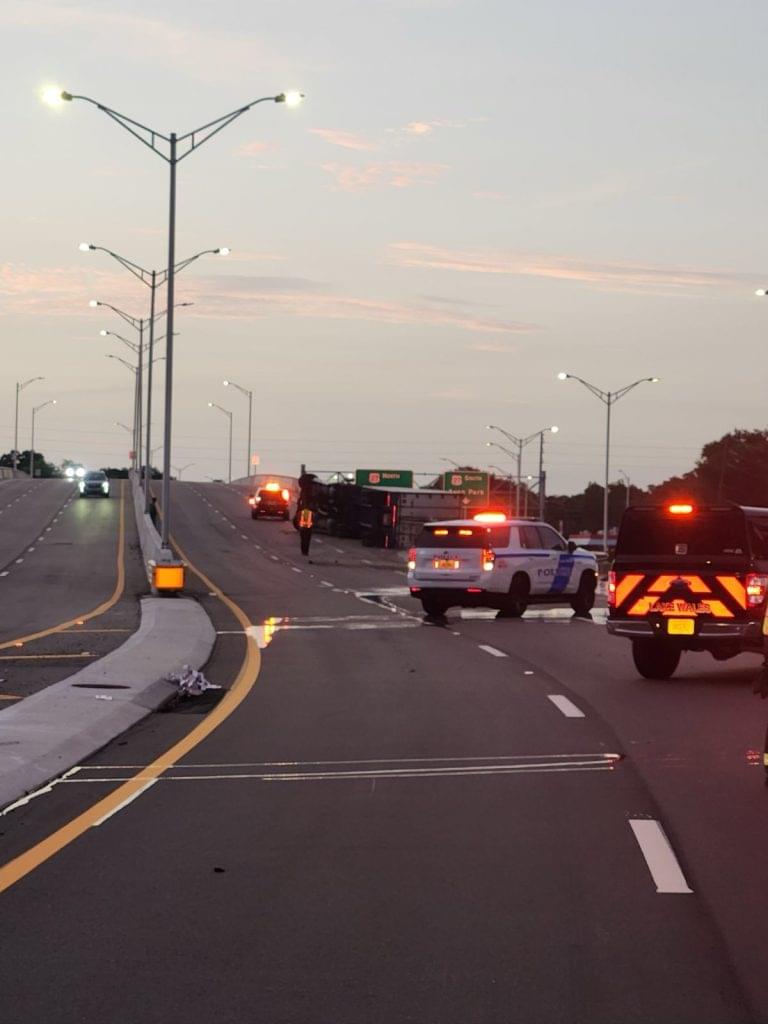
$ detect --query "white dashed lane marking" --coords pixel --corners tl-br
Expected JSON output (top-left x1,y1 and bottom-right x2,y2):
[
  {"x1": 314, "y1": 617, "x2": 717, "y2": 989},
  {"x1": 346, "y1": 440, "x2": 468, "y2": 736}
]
[
  {"x1": 478, "y1": 644, "x2": 507, "y2": 658},
  {"x1": 629, "y1": 820, "x2": 693, "y2": 894},
  {"x1": 547, "y1": 695, "x2": 585, "y2": 718}
]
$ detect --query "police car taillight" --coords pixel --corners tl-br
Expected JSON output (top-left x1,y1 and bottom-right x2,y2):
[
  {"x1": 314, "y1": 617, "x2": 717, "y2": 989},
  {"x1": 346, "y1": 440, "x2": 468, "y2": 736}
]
[
  {"x1": 746, "y1": 573, "x2": 768, "y2": 608},
  {"x1": 482, "y1": 548, "x2": 495, "y2": 572},
  {"x1": 248, "y1": 496, "x2": 256, "y2": 506},
  {"x1": 407, "y1": 547, "x2": 416, "y2": 570},
  {"x1": 608, "y1": 570, "x2": 617, "y2": 607},
  {"x1": 281, "y1": 489, "x2": 290, "y2": 501}
]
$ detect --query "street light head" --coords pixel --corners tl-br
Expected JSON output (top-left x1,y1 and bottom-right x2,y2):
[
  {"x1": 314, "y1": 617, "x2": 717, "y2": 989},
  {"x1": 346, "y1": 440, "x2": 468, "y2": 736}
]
[
  {"x1": 99, "y1": 329, "x2": 109, "y2": 337},
  {"x1": 52, "y1": 399, "x2": 57, "y2": 405},
  {"x1": 79, "y1": 242, "x2": 94, "y2": 252},
  {"x1": 756, "y1": 289, "x2": 768, "y2": 297},
  {"x1": 41, "y1": 86, "x2": 67, "y2": 108},
  {"x1": 277, "y1": 91, "x2": 305, "y2": 107},
  {"x1": 485, "y1": 424, "x2": 495, "y2": 430},
  {"x1": 485, "y1": 441, "x2": 493, "y2": 447},
  {"x1": 216, "y1": 247, "x2": 231, "y2": 256},
  {"x1": 89, "y1": 299, "x2": 99, "y2": 308},
  {"x1": 649, "y1": 377, "x2": 660, "y2": 383},
  {"x1": 550, "y1": 425, "x2": 559, "y2": 434},
  {"x1": 223, "y1": 380, "x2": 230, "y2": 387},
  {"x1": 207, "y1": 401, "x2": 214, "y2": 408},
  {"x1": 557, "y1": 372, "x2": 569, "y2": 381}
]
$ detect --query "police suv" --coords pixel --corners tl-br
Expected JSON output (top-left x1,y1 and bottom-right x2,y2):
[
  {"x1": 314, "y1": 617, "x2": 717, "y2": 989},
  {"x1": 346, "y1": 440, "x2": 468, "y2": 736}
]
[{"x1": 407, "y1": 513, "x2": 598, "y2": 617}]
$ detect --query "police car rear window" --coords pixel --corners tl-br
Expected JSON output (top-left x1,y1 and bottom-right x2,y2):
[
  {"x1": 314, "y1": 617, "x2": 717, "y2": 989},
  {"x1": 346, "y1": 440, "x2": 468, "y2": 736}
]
[
  {"x1": 616, "y1": 509, "x2": 748, "y2": 557},
  {"x1": 417, "y1": 526, "x2": 510, "y2": 549}
]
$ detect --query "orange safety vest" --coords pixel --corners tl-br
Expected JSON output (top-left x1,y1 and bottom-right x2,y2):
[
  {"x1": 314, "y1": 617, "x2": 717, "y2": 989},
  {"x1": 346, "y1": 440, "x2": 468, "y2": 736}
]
[{"x1": 299, "y1": 508, "x2": 313, "y2": 529}]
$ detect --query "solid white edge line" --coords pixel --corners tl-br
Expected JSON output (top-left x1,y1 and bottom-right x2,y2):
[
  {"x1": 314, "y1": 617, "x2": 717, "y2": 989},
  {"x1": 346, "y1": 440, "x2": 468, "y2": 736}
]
[
  {"x1": 547, "y1": 695, "x2": 585, "y2": 718},
  {"x1": 478, "y1": 644, "x2": 507, "y2": 658},
  {"x1": 92, "y1": 778, "x2": 157, "y2": 827},
  {"x1": 629, "y1": 819, "x2": 693, "y2": 894}
]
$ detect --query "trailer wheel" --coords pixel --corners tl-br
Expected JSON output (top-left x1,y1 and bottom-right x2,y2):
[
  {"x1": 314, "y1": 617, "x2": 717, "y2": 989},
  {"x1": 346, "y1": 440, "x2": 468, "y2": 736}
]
[{"x1": 632, "y1": 639, "x2": 681, "y2": 680}]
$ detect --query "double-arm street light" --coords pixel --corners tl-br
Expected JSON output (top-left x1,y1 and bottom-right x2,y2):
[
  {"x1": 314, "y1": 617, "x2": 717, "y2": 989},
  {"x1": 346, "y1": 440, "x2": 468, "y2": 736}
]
[
  {"x1": 558, "y1": 372, "x2": 659, "y2": 552},
  {"x1": 485, "y1": 424, "x2": 558, "y2": 518},
  {"x1": 48, "y1": 87, "x2": 304, "y2": 550},
  {"x1": 208, "y1": 403, "x2": 233, "y2": 484},
  {"x1": 30, "y1": 400, "x2": 56, "y2": 479},
  {"x1": 223, "y1": 379, "x2": 254, "y2": 480},
  {"x1": 13, "y1": 377, "x2": 44, "y2": 476},
  {"x1": 83, "y1": 240, "x2": 214, "y2": 517}
]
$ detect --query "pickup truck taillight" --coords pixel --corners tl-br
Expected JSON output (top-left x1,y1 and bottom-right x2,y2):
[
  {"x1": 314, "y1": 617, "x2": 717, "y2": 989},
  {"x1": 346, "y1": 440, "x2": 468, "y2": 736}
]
[
  {"x1": 607, "y1": 570, "x2": 617, "y2": 607},
  {"x1": 407, "y1": 547, "x2": 416, "y2": 570},
  {"x1": 482, "y1": 548, "x2": 496, "y2": 572},
  {"x1": 746, "y1": 573, "x2": 768, "y2": 608}
]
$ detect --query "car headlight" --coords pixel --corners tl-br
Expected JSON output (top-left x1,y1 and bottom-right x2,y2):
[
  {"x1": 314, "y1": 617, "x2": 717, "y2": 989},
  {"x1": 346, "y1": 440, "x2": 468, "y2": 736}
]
[{"x1": 102, "y1": 482, "x2": 109, "y2": 493}]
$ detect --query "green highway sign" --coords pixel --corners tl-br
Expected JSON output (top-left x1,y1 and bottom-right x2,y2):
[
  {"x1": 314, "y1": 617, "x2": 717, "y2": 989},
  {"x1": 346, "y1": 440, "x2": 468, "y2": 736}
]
[
  {"x1": 356, "y1": 469, "x2": 414, "y2": 488},
  {"x1": 443, "y1": 471, "x2": 490, "y2": 501}
]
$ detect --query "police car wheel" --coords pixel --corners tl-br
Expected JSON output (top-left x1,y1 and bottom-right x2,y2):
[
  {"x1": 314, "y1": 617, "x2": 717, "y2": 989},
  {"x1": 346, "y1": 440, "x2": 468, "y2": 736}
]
[
  {"x1": 421, "y1": 594, "x2": 447, "y2": 617},
  {"x1": 570, "y1": 572, "x2": 596, "y2": 616},
  {"x1": 632, "y1": 639, "x2": 681, "y2": 680},
  {"x1": 498, "y1": 573, "x2": 529, "y2": 618}
]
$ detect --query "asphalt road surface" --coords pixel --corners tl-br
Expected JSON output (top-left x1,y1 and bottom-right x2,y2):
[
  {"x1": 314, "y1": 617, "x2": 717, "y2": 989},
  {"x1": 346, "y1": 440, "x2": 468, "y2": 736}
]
[
  {"x1": 2, "y1": 481, "x2": 768, "y2": 1023},
  {"x1": 0, "y1": 478, "x2": 144, "y2": 701}
]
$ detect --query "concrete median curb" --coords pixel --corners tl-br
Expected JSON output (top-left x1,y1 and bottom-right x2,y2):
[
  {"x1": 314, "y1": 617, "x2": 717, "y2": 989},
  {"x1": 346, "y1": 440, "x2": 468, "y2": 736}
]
[{"x1": 0, "y1": 597, "x2": 215, "y2": 811}]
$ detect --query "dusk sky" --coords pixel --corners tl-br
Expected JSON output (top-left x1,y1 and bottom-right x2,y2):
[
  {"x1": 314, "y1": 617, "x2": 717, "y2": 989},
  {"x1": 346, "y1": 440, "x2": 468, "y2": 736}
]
[{"x1": 4, "y1": 0, "x2": 768, "y2": 492}]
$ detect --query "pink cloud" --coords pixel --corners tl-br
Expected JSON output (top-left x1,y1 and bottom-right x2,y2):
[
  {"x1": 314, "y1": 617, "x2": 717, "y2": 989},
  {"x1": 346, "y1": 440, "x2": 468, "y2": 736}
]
[
  {"x1": 238, "y1": 140, "x2": 278, "y2": 157},
  {"x1": 322, "y1": 162, "x2": 449, "y2": 191},
  {"x1": 0, "y1": 264, "x2": 537, "y2": 335},
  {"x1": 308, "y1": 128, "x2": 379, "y2": 152},
  {"x1": 387, "y1": 243, "x2": 759, "y2": 294}
]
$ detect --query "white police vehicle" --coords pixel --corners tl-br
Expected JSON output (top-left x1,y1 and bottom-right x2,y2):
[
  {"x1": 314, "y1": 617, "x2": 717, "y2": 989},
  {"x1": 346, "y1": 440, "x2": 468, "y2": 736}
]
[{"x1": 407, "y1": 513, "x2": 598, "y2": 617}]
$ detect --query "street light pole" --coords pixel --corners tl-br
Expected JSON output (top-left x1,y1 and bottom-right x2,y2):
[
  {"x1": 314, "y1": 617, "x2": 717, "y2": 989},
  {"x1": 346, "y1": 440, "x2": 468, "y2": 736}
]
[
  {"x1": 223, "y1": 379, "x2": 254, "y2": 479},
  {"x1": 558, "y1": 373, "x2": 659, "y2": 552},
  {"x1": 30, "y1": 400, "x2": 56, "y2": 478},
  {"x1": 618, "y1": 469, "x2": 631, "y2": 510},
  {"x1": 208, "y1": 402, "x2": 233, "y2": 484},
  {"x1": 58, "y1": 88, "x2": 305, "y2": 550},
  {"x1": 13, "y1": 377, "x2": 44, "y2": 476},
  {"x1": 486, "y1": 424, "x2": 558, "y2": 517}
]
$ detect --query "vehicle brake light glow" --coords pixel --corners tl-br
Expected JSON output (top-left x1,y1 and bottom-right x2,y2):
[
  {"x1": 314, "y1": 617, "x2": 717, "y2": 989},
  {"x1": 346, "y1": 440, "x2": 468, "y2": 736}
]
[
  {"x1": 474, "y1": 512, "x2": 507, "y2": 523},
  {"x1": 668, "y1": 503, "x2": 694, "y2": 515},
  {"x1": 248, "y1": 496, "x2": 256, "y2": 505},
  {"x1": 407, "y1": 547, "x2": 416, "y2": 571},
  {"x1": 458, "y1": 529, "x2": 473, "y2": 536},
  {"x1": 608, "y1": 570, "x2": 617, "y2": 607},
  {"x1": 264, "y1": 482, "x2": 281, "y2": 492},
  {"x1": 281, "y1": 489, "x2": 290, "y2": 501},
  {"x1": 482, "y1": 548, "x2": 496, "y2": 571},
  {"x1": 433, "y1": 528, "x2": 449, "y2": 536},
  {"x1": 746, "y1": 573, "x2": 768, "y2": 608}
]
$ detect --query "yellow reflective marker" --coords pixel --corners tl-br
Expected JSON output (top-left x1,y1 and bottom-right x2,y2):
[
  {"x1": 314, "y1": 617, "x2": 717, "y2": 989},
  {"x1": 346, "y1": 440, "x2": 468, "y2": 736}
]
[{"x1": 152, "y1": 563, "x2": 185, "y2": 592}]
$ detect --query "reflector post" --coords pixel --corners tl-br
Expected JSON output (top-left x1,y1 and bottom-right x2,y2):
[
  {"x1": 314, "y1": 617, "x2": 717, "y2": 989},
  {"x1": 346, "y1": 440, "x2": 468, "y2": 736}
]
[{"x1": 152, "y1": 562, "x2": 185, "y2": 592}]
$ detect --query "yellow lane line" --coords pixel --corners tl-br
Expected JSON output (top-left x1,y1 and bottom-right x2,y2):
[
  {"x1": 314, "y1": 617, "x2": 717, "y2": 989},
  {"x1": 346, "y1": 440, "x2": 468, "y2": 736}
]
[
  {"x1": 0, "y1": 482, "x2": 126, "y2": 653},
  {"x1": 0, "y1": 532, "x2": 260, "y2": 895},
  {"x1": 0, "y1": 695, "x2": 22, "y2": 702}
]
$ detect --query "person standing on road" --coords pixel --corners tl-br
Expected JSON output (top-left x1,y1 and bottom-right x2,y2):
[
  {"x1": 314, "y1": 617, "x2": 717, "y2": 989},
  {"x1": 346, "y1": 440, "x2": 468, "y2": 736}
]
[{"x1": 298, "y1": 507, "x2": 314, "y2": 556}]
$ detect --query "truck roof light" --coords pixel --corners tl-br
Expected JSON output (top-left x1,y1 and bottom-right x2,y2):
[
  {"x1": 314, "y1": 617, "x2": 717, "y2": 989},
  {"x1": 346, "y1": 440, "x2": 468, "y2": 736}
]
[{"x1": 668, "y1": 503, "x2": 694, "y2": 515}]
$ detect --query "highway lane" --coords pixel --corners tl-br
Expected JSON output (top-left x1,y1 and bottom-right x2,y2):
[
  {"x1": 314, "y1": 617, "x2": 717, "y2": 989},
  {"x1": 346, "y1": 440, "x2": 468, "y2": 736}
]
[
  {"x1": 0, "y1": 480, "x2": 145, "y2": 701},
  {"x1": 0, "y1": 481, "x2": 756, "y2": 1023},
  {"x1": 0, "y1": 478, "x2": 76, "y2": 569}
]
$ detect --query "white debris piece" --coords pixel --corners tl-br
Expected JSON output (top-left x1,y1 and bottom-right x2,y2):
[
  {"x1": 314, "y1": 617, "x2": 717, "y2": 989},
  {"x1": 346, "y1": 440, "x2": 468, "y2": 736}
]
[{"x1": 165, "y1": 665, "x2": 221, "y2": 697}]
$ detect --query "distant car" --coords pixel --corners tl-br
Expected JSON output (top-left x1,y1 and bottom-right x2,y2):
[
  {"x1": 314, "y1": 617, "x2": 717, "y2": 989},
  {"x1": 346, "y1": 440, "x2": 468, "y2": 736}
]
[
  {"x1": 407, "y1": 513, "x2": 598, "y2": 617},
  {"x1": 79, "y1": 470, "x2": 110, "y2": 499},
  {"x1": 249, "y1": 482, "x2": 290, "y2": 520}
]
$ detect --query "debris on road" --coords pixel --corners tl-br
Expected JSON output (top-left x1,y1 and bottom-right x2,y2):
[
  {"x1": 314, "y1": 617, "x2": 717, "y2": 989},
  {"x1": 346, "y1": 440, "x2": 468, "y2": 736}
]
[{"x1": 166, "y1": 665, "x2": 221, "y2": 698}]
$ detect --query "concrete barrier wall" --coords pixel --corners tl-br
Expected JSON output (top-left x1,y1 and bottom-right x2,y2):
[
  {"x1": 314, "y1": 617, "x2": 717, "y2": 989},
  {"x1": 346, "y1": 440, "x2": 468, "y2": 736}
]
[{"x1": 130, "y1": 473, "x2": 174, "y2": 586}]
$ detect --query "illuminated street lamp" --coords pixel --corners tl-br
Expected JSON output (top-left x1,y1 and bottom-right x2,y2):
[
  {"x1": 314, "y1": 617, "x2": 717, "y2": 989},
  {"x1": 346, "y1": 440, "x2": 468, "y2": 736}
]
[
  {"x1": 208, "y1": 402, "x2": 233, "y2": 484},
  {"x1": 49, "y1": 85, "x2": 304, "y2": 550},
  {"x1": 485, "y1": 424, "x2": 558, "y2": 518},
  {"x1": 30, "y1": 400, "x2": 56, "y2": 478},
  {"x1": 558, "y1": 372, "x2": 659, "y2": 552},
  {"x1": 13, "y1": 377, "x2": 44, "y2": 477},
  {"x1": 223, "y1": 379, "x2": 254, "y2": 479}
]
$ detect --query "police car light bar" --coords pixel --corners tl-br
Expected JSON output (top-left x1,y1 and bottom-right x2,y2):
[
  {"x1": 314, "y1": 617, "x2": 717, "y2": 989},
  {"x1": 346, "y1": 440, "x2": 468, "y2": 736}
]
[{"x1": 473, "y1": 512, "x2": 507, "y2": 523}]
